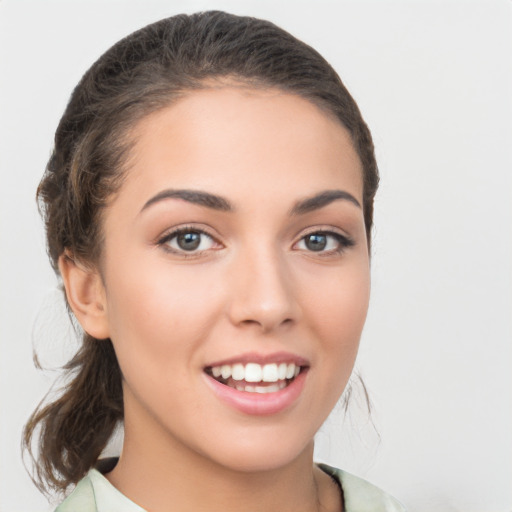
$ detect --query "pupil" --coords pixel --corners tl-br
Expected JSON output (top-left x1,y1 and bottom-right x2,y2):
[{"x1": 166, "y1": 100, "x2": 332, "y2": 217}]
[
  {"x1": 177, "y1": 232, "x2": 201, "y2": 251},
  {"x1": 306, "y1": 234, "x2": 326, "y2": 251}
]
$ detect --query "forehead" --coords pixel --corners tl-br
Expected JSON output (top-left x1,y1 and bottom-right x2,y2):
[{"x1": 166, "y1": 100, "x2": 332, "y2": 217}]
[{"x1": 121, "y1": 86, "x2": 363, "y2": 206}]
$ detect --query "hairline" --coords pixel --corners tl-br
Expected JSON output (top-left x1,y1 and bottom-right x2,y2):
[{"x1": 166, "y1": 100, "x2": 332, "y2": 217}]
[{"x1": 82, "y1": 76, "x2": 366, "y2": 273}]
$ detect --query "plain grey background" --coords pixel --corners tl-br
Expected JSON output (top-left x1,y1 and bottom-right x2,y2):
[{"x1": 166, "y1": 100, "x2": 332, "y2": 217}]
[{"x1": 1, "y1": 1, "x2": 511, "y2": 511}]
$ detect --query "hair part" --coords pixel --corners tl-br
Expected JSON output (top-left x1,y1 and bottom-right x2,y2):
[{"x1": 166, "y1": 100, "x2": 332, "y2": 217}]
[{"x1": 24, "y1": 10, "x2": 379, "y2": 496}]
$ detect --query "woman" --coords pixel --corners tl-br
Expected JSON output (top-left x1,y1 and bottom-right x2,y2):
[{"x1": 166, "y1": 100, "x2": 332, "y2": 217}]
[{"x1": 24, "y1": 11, "x2": 405, "y2": 511}]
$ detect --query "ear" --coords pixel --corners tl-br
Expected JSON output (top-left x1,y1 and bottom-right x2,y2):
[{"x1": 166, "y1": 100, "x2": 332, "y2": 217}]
[{"x1": 58, "y1": 252, "x2": 110, "y2": 340}]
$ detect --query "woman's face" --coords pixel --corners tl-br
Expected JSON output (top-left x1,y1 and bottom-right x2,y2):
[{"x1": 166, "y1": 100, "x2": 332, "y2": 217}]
[{"x1": 98, "y1": 86, "x2": 370, "y2": 472}]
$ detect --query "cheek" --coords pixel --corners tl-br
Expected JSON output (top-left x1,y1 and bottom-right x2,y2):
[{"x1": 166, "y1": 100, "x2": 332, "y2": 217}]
[
  {"x1": 102, "y1": 265, "x2": 219, "y2": 419},
  {"x1": 302, "y1": 258, "x2": 370, "y2": 375},
  {"x1": 103, "y1": 260, "x2": 221, "y2": 371},
  {"x1": 303, "y1": 257, "x2": 370, "y2": 334},
  {"x1": 292, "y1": 259, "x2": 370, "y2": 430}
]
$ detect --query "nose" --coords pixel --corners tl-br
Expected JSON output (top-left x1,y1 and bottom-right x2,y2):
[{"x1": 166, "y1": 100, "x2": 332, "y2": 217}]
[{"x1": 226, "y1": 246, "x2": 300, "y2": 333}]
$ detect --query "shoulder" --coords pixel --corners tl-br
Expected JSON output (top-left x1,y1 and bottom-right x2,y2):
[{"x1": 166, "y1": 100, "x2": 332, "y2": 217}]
[
  {"x1": 318, "y1": 463, "x2": 407, "y2": 512},
  {"x1": 54, "y1": 474, "x2": 96, "y2": 512},
  {"x1": 54, "y1": 467, "x2": 146, "y2": 512}
]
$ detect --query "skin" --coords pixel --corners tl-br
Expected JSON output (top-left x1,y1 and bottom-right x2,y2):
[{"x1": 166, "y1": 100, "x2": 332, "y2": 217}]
[{"x1": 60, "y1": 86, "x2": 370, "y2": 512}]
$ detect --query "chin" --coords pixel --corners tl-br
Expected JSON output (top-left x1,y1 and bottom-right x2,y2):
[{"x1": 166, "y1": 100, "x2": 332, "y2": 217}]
[{"x1": 195, "y1": 428, "x2": 315, "y2": 474}]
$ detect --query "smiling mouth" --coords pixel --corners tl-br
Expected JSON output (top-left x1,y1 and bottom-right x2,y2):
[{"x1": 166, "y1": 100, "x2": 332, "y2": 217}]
[{"x1": 205, "y1": 362, "x2": 304, "y2": 394}]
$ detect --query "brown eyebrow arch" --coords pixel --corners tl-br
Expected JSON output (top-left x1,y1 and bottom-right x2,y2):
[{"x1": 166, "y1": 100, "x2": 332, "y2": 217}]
[
  {"x1": 140, "y1": 189, "x2": 233, "y2": 213},
  {"x1": 290, "y1": 190, "x2": 361, "y2": 215}
]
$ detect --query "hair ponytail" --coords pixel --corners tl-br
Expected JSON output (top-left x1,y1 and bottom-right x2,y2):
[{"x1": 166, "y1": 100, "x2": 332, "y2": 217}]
[{"x1": 23, "y1": 334, "x2": 123, "y2": 495}]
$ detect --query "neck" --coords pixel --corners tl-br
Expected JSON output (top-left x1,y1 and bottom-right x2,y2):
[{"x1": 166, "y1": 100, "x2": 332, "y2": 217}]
[{"x1": 106, "y1": 411, "x2": 341, "y2": 512}]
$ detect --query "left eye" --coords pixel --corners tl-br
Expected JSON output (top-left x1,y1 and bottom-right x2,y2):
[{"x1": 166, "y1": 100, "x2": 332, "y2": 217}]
[
  {"x1": 162, "y1": 229, "x2": 216, "y2": 253},
  {"x1": 296, "y1": 232, "x2": 350, "y2": 253}
]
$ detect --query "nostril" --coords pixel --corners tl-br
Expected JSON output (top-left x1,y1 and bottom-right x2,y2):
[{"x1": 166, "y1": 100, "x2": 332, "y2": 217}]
[{"x1": 238, "y1": 316, "x2": 294, "y2": 332}]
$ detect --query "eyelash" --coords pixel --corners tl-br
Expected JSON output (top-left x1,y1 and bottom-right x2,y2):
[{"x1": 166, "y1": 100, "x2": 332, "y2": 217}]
[
  {"x1": 157, "y1": 226, "x2": 354, "y2": 257},
  {"x1": 294, "y1": 230, "x2": 355, "y2": 256},
  {"x1": 157, "y1": 226, "x2": 220, "y2": 258}
]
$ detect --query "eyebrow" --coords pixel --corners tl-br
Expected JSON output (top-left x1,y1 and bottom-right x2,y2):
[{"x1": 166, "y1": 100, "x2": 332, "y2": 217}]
[
  {"x1": 140, "y1": 188, "x2": 360, "y2": 216},
  {"x1": 290, "y1": 190, "x2": 361, "y2": 215},
  {"x1": 140, "y1": 189, "x2": 233, "y2": 213}
]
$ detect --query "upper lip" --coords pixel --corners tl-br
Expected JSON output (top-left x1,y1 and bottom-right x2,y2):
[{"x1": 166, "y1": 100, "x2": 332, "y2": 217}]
[{"x1": 204, "y1": 351, "x2": 310, "y2": 369}]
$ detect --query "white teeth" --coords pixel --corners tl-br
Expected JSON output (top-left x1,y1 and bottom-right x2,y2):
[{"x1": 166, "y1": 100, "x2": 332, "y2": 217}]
[
  {"x1": 232, "y1": 363, "x2": 245, "y2": 381},
  {"x1": 229, "y1": 383, "x2": 285, "y2": 393},
  {"x1": 245, "y1": 363, "x2": 262, "y2": 382},
  {"x1": 254, "y1": 383, "x2": 280, "y2": 393},
  {"x1": 209, "y1": 362, "x2": 302, "y2": 386},
  {"x1": 221, "y1": 365, "x2": 231, "y2": 379},
  {"x1": 285, "y1": 363, "x2": 296, "y2": 379},
  {"x1": 262, "y1": 363, "x2": 278, "y2": 382}
]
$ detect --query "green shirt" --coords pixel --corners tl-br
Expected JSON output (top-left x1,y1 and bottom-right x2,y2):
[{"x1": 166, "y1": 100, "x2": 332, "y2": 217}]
[{"x1": 55, "y1": 463, "x2": 406, "y2": 512}]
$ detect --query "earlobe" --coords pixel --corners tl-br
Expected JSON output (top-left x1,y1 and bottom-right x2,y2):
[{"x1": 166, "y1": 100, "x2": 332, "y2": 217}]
[{"x1": 58, "y1": 252, "x2": 110, "y2": 340}]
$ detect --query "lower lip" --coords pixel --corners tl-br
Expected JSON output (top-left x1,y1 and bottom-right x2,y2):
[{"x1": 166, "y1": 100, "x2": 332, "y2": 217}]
[{"x1": 204, "y1": 371, "x2": 308, "y2": 416}]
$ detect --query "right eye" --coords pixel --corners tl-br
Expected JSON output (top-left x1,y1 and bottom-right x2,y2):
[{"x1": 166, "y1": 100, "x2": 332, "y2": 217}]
[{"x1": 159, "y1": 228, "x2": 219, "y2": 254}]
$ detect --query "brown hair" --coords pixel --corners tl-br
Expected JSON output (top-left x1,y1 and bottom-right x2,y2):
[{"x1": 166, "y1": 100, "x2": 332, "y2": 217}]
[{"x1": 24, "y1": 10, "x2": 379, "y2": 496}]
